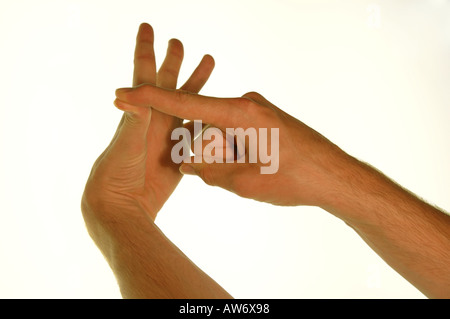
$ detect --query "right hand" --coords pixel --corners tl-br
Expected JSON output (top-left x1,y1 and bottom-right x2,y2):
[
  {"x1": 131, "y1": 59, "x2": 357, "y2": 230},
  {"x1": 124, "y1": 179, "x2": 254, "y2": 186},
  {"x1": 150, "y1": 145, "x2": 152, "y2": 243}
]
[
  {"x1": 82, "y1": 23, "x2": 215, "y2": 223},
  {"x1": 114, "y1": 85, "x2": 354, "y2": 208}
]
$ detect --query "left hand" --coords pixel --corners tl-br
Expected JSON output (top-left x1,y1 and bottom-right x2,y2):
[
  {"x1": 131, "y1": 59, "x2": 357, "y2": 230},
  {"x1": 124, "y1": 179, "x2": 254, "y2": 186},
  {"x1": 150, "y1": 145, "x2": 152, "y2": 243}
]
[{"x1": 82, "y1": 23, "x2": 215, "y2": 222}]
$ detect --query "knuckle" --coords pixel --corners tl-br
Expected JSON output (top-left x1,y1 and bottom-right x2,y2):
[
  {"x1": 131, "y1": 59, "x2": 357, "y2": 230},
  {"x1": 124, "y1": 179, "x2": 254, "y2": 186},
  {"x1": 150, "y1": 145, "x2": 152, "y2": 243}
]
[
  {"x1": 236, "y1": 96, "x2": 257, "y2": 112},
  {"x1": 198, "y1": 167, "x2": 215, "y2": 186},
  {"x1": 258, "y1": 104, "x2": 277, "y2": 120},
  {"x1": 142, "y1": 83, "x2": 154, "y2": 93},
  {"x1": 236, "y1": 96, "x2": 276, "y2": 122},
  {"x1": 158, "y1": 65, "x2": 179, "y2": 80},
  {"x1": 174, "y1": 89, "x2": 191, "y2": 103},
  {"x1": 242, "y1": 91, "x2": 262, "y2": 100},
  {"x1": 135, "y1": 84, "x2": 154, "y2": 98},
  {"x1": 229, "y1": 173, "x2": 251, "y2": 198},
  {"x1": 134, "y1": 51, "x2": 155, "y2": 62}
]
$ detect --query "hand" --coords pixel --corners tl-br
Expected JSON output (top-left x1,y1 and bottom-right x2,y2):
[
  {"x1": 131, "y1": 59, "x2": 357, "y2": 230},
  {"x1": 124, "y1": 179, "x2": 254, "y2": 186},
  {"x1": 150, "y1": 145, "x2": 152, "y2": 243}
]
[
  {"x1": 113, "y1": 85, "x2": 351, "y2": 209},
  {"x1": 82, "y1": 23, "x2": 215, "y2": 222}
]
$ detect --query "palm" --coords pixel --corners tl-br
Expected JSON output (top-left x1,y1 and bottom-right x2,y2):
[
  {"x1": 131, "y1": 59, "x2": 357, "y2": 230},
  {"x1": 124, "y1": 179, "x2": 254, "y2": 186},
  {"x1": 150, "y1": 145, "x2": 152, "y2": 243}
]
[{"x1": 142, "y1": 110, "x2": 183, "y2": 215}]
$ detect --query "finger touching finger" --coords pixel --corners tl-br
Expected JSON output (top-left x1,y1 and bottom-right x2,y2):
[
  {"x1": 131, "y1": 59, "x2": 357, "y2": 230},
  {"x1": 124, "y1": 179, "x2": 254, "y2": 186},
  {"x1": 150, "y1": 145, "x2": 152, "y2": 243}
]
[
  {"x1": 179, "y1": 161, "x2": 262, "y2": 200},
  {"x1": 112, "y1": 99, "x2": 152, "y2": 156},
  {"x1": 115, "y1": 85, "x2": 243, "y2": 129}
]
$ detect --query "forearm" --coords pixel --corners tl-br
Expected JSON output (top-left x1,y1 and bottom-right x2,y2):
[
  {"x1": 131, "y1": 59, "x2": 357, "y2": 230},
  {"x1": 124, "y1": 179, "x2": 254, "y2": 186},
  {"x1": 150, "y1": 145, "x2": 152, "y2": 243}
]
[
  {"x1": 81, "y1": 200, "x2": 232, "y2": 299},
  {"x1": 322, "y1": 155, "x2": 450, "y2": 298}
]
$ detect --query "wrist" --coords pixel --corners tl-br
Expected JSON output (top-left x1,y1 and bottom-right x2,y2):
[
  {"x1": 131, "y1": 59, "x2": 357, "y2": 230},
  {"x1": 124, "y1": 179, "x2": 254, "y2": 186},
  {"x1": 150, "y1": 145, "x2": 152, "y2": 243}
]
[
  {"x1": 317, "y1": 151, "x2": 432, "y2": 229},
  {"x1": 82, "y1": 190, "x2": 152, "y2": 235}
]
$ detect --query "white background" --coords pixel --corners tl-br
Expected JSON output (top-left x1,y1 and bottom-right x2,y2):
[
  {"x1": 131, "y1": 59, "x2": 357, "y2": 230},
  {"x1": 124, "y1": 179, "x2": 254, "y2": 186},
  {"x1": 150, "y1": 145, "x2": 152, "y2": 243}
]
[{"x1": 0, "y1": 0, "x2": 449, "y2": 298}]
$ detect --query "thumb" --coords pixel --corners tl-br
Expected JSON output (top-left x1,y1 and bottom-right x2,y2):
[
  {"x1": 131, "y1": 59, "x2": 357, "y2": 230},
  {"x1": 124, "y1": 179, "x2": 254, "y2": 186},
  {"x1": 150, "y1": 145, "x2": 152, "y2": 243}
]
[
  {"x1": 179, "y1": 161, "x2": 260, "y2": 196},
  {"x1": 179, "y1": 162, "x2": 234, "y2": 187},
  {"x1": 111, "y1": 99, "x2": 152, "y2": 158}
]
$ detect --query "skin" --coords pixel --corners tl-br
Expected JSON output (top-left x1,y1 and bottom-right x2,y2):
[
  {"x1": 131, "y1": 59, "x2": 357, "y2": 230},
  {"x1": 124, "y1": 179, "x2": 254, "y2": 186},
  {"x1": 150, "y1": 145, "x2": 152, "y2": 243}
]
[
  {"x1": 81, "y1": 23, "x2": 232, "y2": 298},
  {"x1": 114, "y1": 81, "x2": 450, "y2": 298}
]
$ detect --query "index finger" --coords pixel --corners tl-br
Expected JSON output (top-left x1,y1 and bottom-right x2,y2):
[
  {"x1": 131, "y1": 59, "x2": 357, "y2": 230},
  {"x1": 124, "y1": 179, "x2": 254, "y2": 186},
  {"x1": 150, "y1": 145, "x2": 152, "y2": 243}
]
[{"x1": 115, "y1": 84, "x2": 243, "y2": 129}]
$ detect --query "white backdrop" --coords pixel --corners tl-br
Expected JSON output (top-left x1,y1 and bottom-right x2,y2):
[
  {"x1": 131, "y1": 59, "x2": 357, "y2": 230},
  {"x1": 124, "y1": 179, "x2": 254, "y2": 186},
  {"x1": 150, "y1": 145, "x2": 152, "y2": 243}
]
[{"x1": 0, "y1": 0, "x2": 449, "y2": 298}]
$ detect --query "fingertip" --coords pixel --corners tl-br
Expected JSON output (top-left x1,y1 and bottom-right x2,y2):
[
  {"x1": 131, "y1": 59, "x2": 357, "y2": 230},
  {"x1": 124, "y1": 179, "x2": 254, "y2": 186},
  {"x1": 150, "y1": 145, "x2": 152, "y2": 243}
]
[
  {"x1": 168, "y1": 38, "x2": 183, "y2": 47},
  {"x1": 114, "y1": 98, "x2": 152, "y2": 118},
  {"x1": 113, "y1": 98, "x2": 131, "y2": 112},
  {"x1": 166, "y1": 38, "x2": 184, "y2": 61},
  {"x1": 137, "y1": 22, "x2": 154, "y2": 43},
  {"x1": 113, "y1": 97, "x2": 134, "y2": 111},
  {"x1": 202, "y1": 54, "x2": 215, "y2": 68},
  {"x1": 139, "y1": 22, "x2": 153, "y2": 34},
  {"x1": 115, "y1": 87, "x2": 133, "y2": 98}
]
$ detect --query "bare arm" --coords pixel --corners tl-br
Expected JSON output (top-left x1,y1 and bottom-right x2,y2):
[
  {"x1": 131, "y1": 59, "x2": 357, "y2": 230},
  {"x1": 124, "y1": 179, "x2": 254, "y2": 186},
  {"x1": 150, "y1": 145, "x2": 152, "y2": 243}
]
[
  {"x1": 324, "y1": 157, "x2": 450, "y2": 298},
  {"x1": 81, "y1": 201, "x2": 231, "y2": 298},
  {"x1": 115, "y1": 85, "x2": 450, "y2": 298}
]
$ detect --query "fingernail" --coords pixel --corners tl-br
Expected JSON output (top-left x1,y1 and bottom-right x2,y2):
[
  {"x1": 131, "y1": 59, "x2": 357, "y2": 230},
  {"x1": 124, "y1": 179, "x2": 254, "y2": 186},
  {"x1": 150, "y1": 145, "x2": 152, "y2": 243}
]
[
  {"x1": 113, "y1": 98, "x2": 124, "y2": 108},
  {"x1": 179, "y1": 164, "x2": 196, "y2": 175},
  {"x1": 114, "y1": 98, "x2": 138, "y2": 114},
  {"x1": 115, "y1": 87, "x2": 133, "y2": 96}
]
